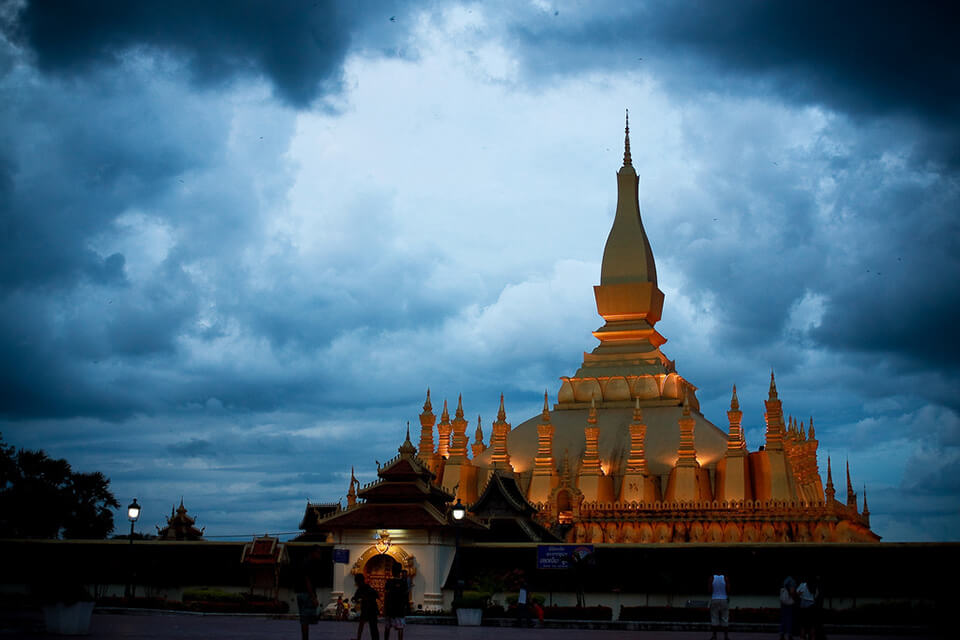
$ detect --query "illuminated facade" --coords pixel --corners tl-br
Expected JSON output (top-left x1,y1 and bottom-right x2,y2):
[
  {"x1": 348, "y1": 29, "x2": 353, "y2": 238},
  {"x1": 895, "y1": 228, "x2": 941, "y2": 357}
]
[{"x1": 307, "y1": 114, "x2": 877, "y2": 555}]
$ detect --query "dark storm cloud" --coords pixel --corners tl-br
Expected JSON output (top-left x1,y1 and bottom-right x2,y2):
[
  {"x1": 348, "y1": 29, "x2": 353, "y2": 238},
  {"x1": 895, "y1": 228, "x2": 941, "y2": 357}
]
[
  {"x1": 11, "y1": 0, "x2": 356, "y2": 108},
  {"x1": 513, "y1": 1, "x2": 960, "y2": 143},
  {"x1": 504, "y1": 1, "x2": 960, "y2": 398},
  {"x1": 167, "y1": 438, "x2": 216, "y2": 458}
]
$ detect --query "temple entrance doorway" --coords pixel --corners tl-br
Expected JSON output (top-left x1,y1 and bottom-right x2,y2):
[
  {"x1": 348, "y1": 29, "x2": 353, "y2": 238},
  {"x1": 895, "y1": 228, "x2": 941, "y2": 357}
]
[
  {"x1": 557, "y1": 489, "x2": 573, "y2": 524},
  {"x1": 363, "y1": 553, "x2": 400, "y2": 614}
]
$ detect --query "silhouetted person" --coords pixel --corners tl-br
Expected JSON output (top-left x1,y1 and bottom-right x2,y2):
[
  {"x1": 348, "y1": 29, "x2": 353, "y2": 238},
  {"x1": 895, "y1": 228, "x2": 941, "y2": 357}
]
[
  {"x1": 383, "y1": 563, "x2": 409, "y2": 640},
  {"x1": 516, "y1": 579, "x2": 532, "y2": 627},
  {"x1": 352, "y1": 573, "x2": 380, "y2": 640},
  {"x1": 294, "y1": 547, "x2": 323, "y2": 640},
  {"x1": 780, "y1": 575, "x2": 798, "y2": 640},
  {"x1": 797, "y1": 577, "x2": 817, "y2": 640}
]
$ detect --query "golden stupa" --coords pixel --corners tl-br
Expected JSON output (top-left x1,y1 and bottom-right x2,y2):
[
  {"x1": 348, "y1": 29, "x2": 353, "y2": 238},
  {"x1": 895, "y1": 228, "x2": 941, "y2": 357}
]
[{"x1": 358, "y1": 113, "x2": 878, "y2": 544}]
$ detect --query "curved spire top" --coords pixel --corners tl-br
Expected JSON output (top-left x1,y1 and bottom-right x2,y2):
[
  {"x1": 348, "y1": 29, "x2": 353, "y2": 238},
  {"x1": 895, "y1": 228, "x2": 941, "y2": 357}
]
[
  {"x1": 601, "y1": 111, "x2": 658, "y2": 287},
  {"x1": 623, "y1": 108, "x2": 632, "y2": 168}
]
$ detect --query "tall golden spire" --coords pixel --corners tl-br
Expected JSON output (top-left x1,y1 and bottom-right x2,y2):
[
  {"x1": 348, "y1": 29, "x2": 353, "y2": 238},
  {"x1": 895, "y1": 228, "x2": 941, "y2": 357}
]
[
  {"x1": 581, "y1": 397, "x2": 602, "y2": 476},
  {"x1": 676, "y1": 390, "x2": 698, "y2": 466},
  {"x1": 764, "y1": 371, "x2": 785, "y2": 451},
  {"x1": 534, "y1": 391, "x2": 555, "y2": 477},
  {"x1": 623, "y1": 108, "x2": 632, "y2": 168},
  {"x1": 449, "y1": 394, "x2": 468, "y2": 460},
  {"x1": 490, "y1": 393, "x2": 513, "y2": 472},
  {"x1": 726, "y1": 384, "x2": 745, "y2": 454},
  {"x1": 437, "y1": 399, "x2": 451, "y2": 458},
  {"x1": 418, "y1": 389, "x2": 436, "y2": 457},
  {"x1": 600, "y1": 111, "x2": 657, "y2": 287}
]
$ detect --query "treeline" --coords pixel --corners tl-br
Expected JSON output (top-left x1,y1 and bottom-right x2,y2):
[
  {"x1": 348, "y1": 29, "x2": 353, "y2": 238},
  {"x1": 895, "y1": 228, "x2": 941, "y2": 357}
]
[{"x1": 0, "y1": 434, "x2": 119, "y2": 538}]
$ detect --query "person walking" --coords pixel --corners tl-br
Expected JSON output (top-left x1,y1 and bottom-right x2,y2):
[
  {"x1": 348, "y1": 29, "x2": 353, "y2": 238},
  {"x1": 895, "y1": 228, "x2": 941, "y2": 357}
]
[
  {"x1": 383, "y1": 563, "x2": 408, "y2": 640},
  {"x1": 709, "y1": 570, "x2": 730, "y2": 640},
  {"x1": 351, "y1": 574, "x2": 380, "y2": 640}
]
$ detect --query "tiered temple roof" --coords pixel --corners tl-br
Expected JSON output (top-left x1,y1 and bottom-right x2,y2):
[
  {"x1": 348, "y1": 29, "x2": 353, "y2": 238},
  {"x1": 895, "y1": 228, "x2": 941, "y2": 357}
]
[{"x1": 156, "y1": 499, "x2": 205, "y2": 541}]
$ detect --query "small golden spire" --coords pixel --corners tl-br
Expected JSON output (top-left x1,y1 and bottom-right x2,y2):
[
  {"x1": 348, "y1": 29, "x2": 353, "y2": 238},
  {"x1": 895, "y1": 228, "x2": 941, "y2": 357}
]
[
  {"x1": 730, "y1": 384, "x2": 739, "y2": 410},
  {"x1": 825, "y1": 456, "x2": 835, "y2": 502},
  {"x1": 588, "y1": 396, "x2": 598, "y2": 425},
  {"x1": 633, "y1": 396, "x2": 643, "y2": 422},
  {"x1": 455, "y1": 393, "x2": 464, "y2": 420},
  {"x1": 423, "y1": 388, "x2": 432, "y2": 412},
  {"x1": 398, "y1": 421, "x2": 417, "y2": 456},
  {"x1": 808, "y1": 416, "x2": 815, "y2": 439},
  {"x1": 846, "y1": 459, "x2": 857, "y2": 508},
  {"x1": 497, "y1": 393, "x2": 506, "y2": 422},
  {"x1": 769, "y1": 370, "x2": 778, "y2": 399},
  {"x1": 862, "y1": 484, "x2": 869, "y2": 516},
  {"x1": 475, "y1": 415, "x2": 483, "y2": 442},
  {"x1": 347, "y1": 467, "x2": 357, "y2": 506},
  {"x1": 542, "y1": 390, "x2": 550, "y2": 420},
  {"x1": 623, "y1": 108, "x2": 632, "y2": 167},
  {"x1": 441, "y1": 398, "x2": 450, "y2": 422}
]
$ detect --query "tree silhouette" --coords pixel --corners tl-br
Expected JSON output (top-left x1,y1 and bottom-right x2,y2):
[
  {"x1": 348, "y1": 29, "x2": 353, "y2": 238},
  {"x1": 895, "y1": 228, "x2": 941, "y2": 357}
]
[{"x1": 0, "y1": 434, "x2": 119, "y2": 539}]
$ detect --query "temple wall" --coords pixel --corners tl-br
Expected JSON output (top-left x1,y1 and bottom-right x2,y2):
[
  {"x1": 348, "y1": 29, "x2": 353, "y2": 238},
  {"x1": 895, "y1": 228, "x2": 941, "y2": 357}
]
[{"x1": 1, "y1": 539, "x2": 952, "y2": 616}]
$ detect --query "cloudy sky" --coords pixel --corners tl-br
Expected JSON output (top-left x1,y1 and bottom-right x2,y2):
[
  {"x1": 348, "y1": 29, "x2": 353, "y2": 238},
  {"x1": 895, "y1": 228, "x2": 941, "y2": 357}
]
[{"x1": 1, "y1": 1, "x2": 957, "y2": 541}]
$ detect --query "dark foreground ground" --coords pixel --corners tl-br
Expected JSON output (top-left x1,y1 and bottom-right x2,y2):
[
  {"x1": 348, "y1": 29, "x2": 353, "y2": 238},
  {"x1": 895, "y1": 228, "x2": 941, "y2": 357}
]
[{"x1": 0, "y1": 611, "x2": 941, "y2": 640}]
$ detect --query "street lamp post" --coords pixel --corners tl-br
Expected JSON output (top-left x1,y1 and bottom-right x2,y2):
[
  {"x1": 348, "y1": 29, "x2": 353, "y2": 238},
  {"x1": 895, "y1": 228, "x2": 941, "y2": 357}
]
[
  {"x1": 127, "y1": 498, "x2": 141, "y2": 544},
  {"x1": 451, "y1": 499, "x2": 465, "y2": 601},
  {"x1": 126, "y1": 499, "x2": 141, "y2": 599}
]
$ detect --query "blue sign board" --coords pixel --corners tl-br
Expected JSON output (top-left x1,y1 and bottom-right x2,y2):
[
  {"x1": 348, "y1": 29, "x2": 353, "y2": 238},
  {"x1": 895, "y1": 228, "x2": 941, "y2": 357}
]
[
  {"x1": 536, "y1": 544, "x2": 593, "y2": 569},
  {"x1": 333, "y1": 548, "x2": 350, "y2": 564}
]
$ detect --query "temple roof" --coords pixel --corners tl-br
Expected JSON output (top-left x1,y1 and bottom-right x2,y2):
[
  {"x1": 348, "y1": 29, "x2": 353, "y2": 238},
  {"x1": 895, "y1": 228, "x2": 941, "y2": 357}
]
[{"x1": 469, "y1": 472, "x2": 560, "y2": 542}]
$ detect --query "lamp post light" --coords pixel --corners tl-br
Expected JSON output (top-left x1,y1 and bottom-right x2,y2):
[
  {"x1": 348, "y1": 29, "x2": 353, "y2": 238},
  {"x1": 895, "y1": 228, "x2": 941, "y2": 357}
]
[
  {"x1": 126, "y1": 498, "x2": 141, "y2": 600},
  {"x1": 451, "y1": 499, "x2": 465, "y2": 601},
  {"x1": 127, "y1": 498, "x2": 141, "y2": 544}
]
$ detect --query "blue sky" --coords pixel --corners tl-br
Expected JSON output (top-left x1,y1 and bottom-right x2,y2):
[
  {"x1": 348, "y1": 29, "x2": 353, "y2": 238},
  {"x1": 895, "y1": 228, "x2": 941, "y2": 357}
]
[{"x1": 1, "y1": 1, "x2": 958, "y2": 541}]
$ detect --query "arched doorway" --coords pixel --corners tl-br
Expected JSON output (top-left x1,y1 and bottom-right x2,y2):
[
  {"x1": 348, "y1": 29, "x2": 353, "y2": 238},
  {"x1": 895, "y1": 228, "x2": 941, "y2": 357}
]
[
  {"x1": 557, "y1": 489, "x2": 573, "y2": 523},
  {"x1": 362, "y1": 553, "x2": 400, "y2": 614}
]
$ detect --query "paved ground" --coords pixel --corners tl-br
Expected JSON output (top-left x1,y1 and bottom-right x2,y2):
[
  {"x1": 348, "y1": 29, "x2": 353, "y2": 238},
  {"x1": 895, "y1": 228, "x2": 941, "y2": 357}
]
[{"x1": 1, "y1": 611, "x2": 940, "y2": 639}]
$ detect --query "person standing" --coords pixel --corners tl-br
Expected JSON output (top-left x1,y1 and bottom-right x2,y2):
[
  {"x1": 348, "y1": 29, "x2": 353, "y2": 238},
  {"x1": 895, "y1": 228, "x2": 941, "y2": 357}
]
[
  {"x1": 709, "y1": 570, "x2": 730, "y2": 640},
  {"x1": 516, "y1": 579, "x2": 532, "y2": 627},
  {"x1": 780, "y1": 575, "x2": 797, "y2": 640},
  {"x1": 351, "y1": 574, "x2": 380, "y2": 640},
  {"x1": 383, "y1": 563, "x2": 409, "y2": 640},
  {"x1": 796, "y1": 578, "x2": 817, "y2": 640},
  {"x1": 294, "y1": 547, "x2": 322, "y2": 640}
]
